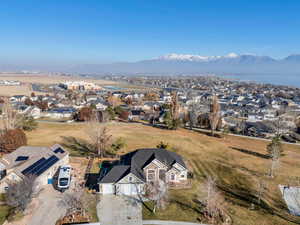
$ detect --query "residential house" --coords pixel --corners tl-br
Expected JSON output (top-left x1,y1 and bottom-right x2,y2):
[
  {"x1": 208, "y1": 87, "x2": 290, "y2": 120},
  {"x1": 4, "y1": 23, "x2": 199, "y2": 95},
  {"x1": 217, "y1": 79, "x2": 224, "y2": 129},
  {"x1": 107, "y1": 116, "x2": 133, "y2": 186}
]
[
  {"x1": 128, "y1": 110, "x2": 145, "y2": 121},
  {"x1": 98, "y1": 148, "x2": 188, "y2": 196},
  {"x1": 45, "y1": 107, "x2": 76, "y2": 119},
  {"x1": 0, "y1": 144, "x2": 69, "y2": 193},
  {"x1": 10, "y1": 95, "x2": 27, "y2": 103}
]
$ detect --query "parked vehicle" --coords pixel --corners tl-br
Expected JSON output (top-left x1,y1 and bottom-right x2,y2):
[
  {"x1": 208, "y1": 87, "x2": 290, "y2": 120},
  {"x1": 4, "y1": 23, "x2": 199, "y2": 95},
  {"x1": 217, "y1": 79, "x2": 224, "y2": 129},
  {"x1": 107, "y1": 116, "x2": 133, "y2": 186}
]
[{"x1": 57, "y1": 165, "x2": 71, "y2": 190}]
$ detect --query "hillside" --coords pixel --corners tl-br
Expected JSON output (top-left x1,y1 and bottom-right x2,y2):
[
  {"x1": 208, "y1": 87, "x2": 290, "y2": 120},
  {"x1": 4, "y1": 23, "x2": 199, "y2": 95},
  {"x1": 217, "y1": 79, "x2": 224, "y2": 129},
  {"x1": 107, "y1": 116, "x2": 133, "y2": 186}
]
[{"x1": 26, "y1": 122, "x2": 300, "y2": 225}]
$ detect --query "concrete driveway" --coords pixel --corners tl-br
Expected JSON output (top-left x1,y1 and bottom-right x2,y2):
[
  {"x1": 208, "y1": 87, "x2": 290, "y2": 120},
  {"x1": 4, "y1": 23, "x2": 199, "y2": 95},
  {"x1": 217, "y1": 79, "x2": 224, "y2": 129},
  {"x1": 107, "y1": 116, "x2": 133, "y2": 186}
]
[
  {"x1": 97, "y1": 195, "x2": 142, "y2": 225},
  {"x1": 4, "y1": 185, "x2": 66, "y2": 225},
  {"x1": 28, "y1": 186, "x2": 67, "y2": 225}
]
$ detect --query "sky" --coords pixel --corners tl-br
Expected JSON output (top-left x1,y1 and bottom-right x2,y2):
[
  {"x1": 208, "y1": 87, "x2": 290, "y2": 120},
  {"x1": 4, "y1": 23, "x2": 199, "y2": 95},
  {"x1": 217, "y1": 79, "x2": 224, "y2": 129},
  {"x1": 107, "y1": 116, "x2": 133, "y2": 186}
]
[{"x1": 1, "y1": 0, "x2": 300, "y2": 64}]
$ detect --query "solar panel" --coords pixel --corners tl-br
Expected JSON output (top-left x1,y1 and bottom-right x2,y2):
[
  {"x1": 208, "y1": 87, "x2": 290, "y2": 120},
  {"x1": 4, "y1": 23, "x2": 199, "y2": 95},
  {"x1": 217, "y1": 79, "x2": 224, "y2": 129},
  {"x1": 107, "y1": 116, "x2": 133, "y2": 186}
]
[
  {"x1": 32, "y1": 155, "x2": 59, "y2": 176},
  {"x1": 54, "y1": 147, "x2": 65, "y2": 154},
  {"x1": 15, "y1": 156, "x2": 29, "y2": 162},
  {"x1": 22, "y1": 158, "x2": 46, "y2": 175}
]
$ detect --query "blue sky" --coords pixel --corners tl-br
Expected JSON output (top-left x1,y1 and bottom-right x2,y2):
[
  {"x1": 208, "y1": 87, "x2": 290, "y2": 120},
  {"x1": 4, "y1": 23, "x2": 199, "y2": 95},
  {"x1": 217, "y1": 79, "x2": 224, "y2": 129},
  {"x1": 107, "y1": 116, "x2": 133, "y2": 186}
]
[{"x1": 1, "y1": 0, "x2": 300, "y2": 64}]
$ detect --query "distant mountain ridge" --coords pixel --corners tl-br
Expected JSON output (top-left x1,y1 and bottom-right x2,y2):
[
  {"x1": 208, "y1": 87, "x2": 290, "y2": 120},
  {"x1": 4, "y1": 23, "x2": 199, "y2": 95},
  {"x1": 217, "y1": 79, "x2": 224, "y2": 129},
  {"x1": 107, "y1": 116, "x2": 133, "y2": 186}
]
[{"x1": 1, "y1": 53, "x2": 300, "y2": 75}]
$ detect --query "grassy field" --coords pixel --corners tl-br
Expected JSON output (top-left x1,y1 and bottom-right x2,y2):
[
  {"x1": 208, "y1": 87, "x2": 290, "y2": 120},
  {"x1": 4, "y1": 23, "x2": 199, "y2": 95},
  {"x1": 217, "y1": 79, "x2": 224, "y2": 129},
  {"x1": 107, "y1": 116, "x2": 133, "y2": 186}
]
[{"x1": 25, "y1": 121, "x2": 300, "y2": 225}]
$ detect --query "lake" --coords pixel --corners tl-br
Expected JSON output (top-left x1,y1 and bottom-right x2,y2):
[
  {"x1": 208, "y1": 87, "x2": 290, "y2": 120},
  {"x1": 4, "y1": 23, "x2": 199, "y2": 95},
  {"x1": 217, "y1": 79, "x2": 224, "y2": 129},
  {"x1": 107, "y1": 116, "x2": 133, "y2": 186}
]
[{"x1": 219, "y1": 73, "x2": 300, "y2": 87}]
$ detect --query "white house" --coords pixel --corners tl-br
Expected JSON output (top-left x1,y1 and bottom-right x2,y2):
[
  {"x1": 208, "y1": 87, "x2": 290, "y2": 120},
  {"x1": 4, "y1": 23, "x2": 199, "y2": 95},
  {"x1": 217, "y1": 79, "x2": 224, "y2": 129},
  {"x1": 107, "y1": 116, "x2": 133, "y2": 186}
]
[
  {"x1": 10, "y1": 95, "x2": 27, "y2": 103},
  {"x1": 0, "y1": 144, "x2": 69, "y2": 193}
]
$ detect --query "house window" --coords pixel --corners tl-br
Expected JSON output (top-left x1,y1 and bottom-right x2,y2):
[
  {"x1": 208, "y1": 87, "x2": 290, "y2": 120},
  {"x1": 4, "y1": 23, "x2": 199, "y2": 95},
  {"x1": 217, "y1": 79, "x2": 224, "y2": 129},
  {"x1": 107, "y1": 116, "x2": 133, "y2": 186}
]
[
  {"x1": 159, "y1": 169, "x2": 166, "y2": 181},
  {"x1": 147, "y1": 169, "x2": 155, "y2": 181},
  {"x1": 170, "y1": 173, "x2": 175, "y2": 181},
  {"x1": 129, "y1": 176, "x2": 133, "y2": 182},
  {"x1": 180, "y1": 174, "x2": 185, "y2": 178}
]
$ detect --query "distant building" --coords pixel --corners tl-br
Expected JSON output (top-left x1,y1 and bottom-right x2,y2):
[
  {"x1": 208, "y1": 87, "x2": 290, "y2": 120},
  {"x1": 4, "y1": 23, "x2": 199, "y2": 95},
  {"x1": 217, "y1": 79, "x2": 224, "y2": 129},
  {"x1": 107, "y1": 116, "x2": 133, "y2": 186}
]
[{"x1": 59, "y1": 81, "x2": 102, "y2": 91}]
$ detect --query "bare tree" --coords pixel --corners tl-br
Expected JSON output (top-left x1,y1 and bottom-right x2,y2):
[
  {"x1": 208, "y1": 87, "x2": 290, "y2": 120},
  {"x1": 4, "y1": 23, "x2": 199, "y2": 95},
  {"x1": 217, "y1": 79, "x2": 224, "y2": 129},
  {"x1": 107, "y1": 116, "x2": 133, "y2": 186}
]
[
  {"x1": 188, "y1": 102, "x2": 198, "y2": 130},
  {"x1": 145, "y1": 179, "x2": 169, "y2": 213},
  {"x1": 209, "y1": 96, "x2": 221, "y2": 136},
  {"x1": 170, "y1": 91, "x2": 179, "y2": 120},
  {"x1": 0, "y1": 99, "x2": 20, "y2": 131},
  {"x1": 86, "y1": 114, "x2": 112, "y2": 158},
  {"x1": 198, "y1": 176, "x2": 229, "y2": 224},
  {"x1": 257, "y1": 179, "x2": 267, "y2": 206},
  {"x1": 6, "y1": 175, "x2": 36, "y2": 212},
  {"x1": 267, "y1": 136, "x2": 283, "y2": 178}
]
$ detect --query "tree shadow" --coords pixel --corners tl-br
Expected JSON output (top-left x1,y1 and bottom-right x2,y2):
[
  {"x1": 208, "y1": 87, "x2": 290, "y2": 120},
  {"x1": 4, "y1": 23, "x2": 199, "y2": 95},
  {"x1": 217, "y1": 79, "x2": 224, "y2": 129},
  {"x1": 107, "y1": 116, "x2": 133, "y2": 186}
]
[
  {"x1": 60, "y1": 136, "x2": 93, "y2": 157},
  {"x1": 85, "y1": 173, "x2": 99, "y2": 191},
  {"x1": 230, "y1": 146, "x2": 271, "y2": 159},
  {"x1": 193, "y1": 160, "x2": 300, "y2": 224}
]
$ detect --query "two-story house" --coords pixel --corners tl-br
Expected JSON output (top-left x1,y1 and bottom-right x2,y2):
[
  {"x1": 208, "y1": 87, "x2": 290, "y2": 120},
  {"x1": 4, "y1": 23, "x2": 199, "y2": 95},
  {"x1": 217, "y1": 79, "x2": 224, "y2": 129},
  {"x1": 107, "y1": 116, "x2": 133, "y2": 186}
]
[{"x1": 98, "y1": 148, "x2": 188, "y2": 196}]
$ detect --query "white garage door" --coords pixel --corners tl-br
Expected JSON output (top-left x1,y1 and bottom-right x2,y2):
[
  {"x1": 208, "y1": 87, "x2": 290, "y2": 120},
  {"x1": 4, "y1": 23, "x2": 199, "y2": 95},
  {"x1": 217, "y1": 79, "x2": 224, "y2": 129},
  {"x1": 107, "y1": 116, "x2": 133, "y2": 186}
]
[
  {"x1": 117, "y1": 184, "x2": 139, "y2": 196},
  {"x1": 101, "y1": 183, "x2": 115, "y2": 194}
]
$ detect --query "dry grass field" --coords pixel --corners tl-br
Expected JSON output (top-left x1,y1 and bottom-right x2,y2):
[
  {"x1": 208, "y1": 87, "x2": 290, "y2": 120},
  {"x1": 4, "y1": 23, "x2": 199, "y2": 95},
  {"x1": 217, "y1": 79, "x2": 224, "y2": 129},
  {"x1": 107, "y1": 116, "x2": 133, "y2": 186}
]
[
  {"x1": 0, "y1": 85, "x2": 35, "y2": 97},
  {"x1": 0, "y1": 73, "x2": 117, "y2": 96},
  {"x1": 0, "y1": 73, "x2": 116, "y2": 85},
  {"x1": 25, "y1": 122, "x2": 300, "y2": 225}
]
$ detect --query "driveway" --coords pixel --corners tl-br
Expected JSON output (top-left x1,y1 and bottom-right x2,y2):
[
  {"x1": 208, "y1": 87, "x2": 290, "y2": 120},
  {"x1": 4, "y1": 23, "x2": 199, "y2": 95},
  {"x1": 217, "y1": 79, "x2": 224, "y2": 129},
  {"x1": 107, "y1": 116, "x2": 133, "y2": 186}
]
[
  {"x1": 97, "y1": 195, "x2": 142, "y2": 225},
  {"x1": 28, "y1": 186, "x2": 67, "y2": 225},
  {"x1": 4, "y1": 185, "x2": 66, "y2": 225}
]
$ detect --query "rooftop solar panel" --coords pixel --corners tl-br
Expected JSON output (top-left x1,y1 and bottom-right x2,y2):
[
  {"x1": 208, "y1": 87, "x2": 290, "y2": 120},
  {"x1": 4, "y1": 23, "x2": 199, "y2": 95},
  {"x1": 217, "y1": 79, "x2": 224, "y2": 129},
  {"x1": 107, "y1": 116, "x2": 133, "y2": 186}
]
[
  {"x1": 54, "y1": 147, "x2": 65, "y2": 154},
  {"x1": 22, "y1": 158, "x2": 46, "y2": 175},
  {"x1": 15, "y1": 156, "x2": 29, "y2": 162},
  {"x1": 32, "y1": 155, "x2": 59, "y2": 176}
]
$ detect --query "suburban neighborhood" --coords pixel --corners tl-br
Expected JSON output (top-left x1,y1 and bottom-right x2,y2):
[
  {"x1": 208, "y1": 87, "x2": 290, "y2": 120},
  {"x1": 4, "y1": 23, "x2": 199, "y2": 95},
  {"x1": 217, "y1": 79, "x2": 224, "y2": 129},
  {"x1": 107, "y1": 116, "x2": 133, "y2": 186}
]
[
  {"x1": 1, "y1": 1, "x2": 300, "y2": 225},
  {"x1": 0, "y1": 73, "x2": 300, "y2": 225}
]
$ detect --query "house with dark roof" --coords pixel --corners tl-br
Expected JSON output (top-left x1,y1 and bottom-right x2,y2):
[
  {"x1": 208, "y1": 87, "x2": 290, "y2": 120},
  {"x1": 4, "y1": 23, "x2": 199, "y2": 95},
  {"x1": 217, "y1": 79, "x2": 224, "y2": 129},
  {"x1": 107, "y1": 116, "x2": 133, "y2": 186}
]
[
  {"x1": 0, "y1": 144, "x2": 69, "y2": 193},
  {"x1": 98, "y1": 148, "x2": 188, "y2": 196}
]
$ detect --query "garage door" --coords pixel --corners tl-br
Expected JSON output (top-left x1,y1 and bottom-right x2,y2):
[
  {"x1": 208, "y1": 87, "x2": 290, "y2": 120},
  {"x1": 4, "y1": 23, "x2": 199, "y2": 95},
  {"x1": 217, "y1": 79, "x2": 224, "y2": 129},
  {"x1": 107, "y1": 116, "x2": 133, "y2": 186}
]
[
  {"x1": 101, "y1": 184, "x2": 115, "y2": 194},
  {"x1": 117, "y1": 184, "x2": 139, "y2": 196}
]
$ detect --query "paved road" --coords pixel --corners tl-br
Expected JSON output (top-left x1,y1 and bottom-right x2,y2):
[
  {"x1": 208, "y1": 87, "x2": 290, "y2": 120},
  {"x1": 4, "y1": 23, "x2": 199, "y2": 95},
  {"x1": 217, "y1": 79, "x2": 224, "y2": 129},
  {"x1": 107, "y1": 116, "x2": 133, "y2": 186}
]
[
  {"x1": 143, "y1": 221, "x2": 206, "y2": 225},
  {"x1": 97, "y1": 195, "x2": 142, "y2": 225},
  {"x1": 190, "y1": 127, "x2": 300, "y2": 146}
]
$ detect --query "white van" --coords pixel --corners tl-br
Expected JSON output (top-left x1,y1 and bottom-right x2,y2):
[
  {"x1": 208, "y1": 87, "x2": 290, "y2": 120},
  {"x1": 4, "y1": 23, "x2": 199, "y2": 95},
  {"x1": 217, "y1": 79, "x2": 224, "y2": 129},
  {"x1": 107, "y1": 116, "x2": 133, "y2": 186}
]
[{"x1": 57, "y1": 165, "x2": 71, "y2": 190}]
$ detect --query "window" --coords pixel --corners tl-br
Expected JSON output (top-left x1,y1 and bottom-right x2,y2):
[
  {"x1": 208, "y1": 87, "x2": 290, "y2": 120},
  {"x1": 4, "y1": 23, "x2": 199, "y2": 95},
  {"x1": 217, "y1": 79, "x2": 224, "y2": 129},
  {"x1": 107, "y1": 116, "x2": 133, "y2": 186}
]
[
  {"x1": 147, "y1": 170, "x2": 155, "y2": 181},
  {"x1": 159, "y1": 169, "x2": 166, "y2": 181},
  {"x1": 170, "y1": 173, "x2": 175, "y2": 181},
  {"x1": 128, "y1": 176, "x2": 133, "y2": 182},
  {"x1": 180, "y1": 174, "x2": 185, "y2": 178}
]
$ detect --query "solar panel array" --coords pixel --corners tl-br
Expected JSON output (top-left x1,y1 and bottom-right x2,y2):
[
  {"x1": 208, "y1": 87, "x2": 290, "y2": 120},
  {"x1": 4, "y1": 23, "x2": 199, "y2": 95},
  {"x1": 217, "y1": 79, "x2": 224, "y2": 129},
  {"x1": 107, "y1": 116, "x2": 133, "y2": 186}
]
[
  {"x1": 22, "y1": 158, "x2": 46, "y2": 175},
  {"x1": 21, "y1": 155, "x2": 59, "y2": 176},
  {"x1": 54, "y1": 147, "x2": 65, "y2": 154}
]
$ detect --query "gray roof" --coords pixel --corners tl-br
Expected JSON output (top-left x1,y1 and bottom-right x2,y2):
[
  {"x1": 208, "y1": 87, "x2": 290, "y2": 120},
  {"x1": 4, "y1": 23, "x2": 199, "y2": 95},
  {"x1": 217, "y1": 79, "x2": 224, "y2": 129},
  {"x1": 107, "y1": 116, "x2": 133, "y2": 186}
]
[
  {"x1": 99, "y1": 148, "x2": 186, "y2": 184},
  {"x1": 100, "y1": 165, "x2": 130, "y2": 183}
]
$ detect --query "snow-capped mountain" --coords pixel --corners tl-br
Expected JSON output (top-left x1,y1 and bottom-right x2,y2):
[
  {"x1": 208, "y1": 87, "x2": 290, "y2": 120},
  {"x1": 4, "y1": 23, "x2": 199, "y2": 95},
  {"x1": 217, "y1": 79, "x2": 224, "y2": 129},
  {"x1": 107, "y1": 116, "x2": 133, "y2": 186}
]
[
  {"x1": 156, "y1": 53, "x2": 276, "y2": 64},
  {"x1": 157, "y1": 53, "x2": 239, "y2": 62},
  {"x1": 1, "y1": 53, "x2": 300, "y2": 75}
]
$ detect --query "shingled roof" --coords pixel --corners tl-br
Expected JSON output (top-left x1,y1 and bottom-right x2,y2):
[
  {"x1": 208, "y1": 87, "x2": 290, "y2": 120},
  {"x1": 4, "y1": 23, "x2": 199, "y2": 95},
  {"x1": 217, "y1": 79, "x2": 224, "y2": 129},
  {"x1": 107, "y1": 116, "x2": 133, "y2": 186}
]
[{"x1": 99, "y1": 148, "x2": 186, "y2": 184}]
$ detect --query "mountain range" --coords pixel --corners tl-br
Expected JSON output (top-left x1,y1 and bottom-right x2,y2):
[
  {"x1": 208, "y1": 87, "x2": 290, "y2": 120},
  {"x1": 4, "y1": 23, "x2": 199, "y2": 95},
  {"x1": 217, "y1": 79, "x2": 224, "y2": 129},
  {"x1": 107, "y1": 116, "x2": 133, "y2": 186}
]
[{"x1": 1, "y1": 53, "x2": 300, "y2": 75}]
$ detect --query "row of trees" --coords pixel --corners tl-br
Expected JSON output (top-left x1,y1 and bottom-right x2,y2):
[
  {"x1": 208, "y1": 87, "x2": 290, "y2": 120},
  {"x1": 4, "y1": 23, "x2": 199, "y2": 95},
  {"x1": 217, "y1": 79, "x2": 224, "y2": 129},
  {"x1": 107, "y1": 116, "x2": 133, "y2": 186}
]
[{"x1": 162, "y1": 92, "x2": 222, "y2": 136}]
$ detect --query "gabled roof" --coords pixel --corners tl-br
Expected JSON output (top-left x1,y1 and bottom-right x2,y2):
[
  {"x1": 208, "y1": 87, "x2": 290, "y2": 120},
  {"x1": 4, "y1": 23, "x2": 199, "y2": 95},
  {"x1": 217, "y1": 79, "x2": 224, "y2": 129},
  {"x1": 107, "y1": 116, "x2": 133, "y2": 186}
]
[
  {"x1": 99, "y1": 148, "x2": 186, "y2": 184},
  {"x1": 100, "y1": 165, "x2": 130, "y2": 183}
]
